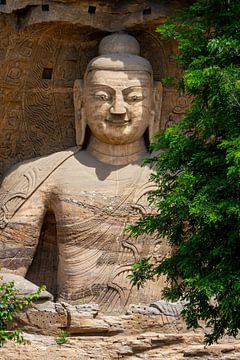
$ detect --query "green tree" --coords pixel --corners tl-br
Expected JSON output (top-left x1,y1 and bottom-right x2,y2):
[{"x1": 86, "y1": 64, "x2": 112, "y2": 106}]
[
  {"x1": 129, "y1": 0, "x2": 240, "y2": 344},
  {"x1": 0, "y1": 280, "x2": 45, "y2": 347}
]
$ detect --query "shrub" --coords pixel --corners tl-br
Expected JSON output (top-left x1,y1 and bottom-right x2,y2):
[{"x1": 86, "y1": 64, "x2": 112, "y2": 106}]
[{"x1": 0, "y1": 280, "x2": 45, "y2": 347}]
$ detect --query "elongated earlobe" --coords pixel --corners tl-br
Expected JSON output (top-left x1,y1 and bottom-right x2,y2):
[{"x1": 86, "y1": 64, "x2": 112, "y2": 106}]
[
  {"x1": 73, "y1": 79, "x2": 86, "y2": 146},
  {"x1": 149, "y1": 81, "x2": 163, "y2": 143}
]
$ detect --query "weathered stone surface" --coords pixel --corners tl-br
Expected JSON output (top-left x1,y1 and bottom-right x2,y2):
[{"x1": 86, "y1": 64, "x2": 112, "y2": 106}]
[
  {"x1": 121, "y1": 313, "x2": 186, "y2": 335},
  {"x1": 0, "y1": 272, "x2": 53, "y2": 300},
  {"x1": 150, "y1": 300, "x2": 186, "y2": 316},
  {"x1": 183, "y1": 345, "x2": 213, "y2": 357},
  {"x1": 0, "y1": 330, "x2": 240, "y2": 360},
  {"x1": 127, "y1": 301, "x2": 186, "y2": 317},
  {"x1": 127, "y1": 304, "x2": 162, "y2": 315},
  {"x1": 68, "y1": 311, "x2": 110, "y2": 334},
  {"x1": 14, "y1": 301, "x2": 67, "y2": 335},
  {"x1": 0, "y1": 31, "x2": 172, "y2": 313},
  {"x1": 61, "y1": 302, "x2": 99, "y2": 317},
  {"x1": 1, "y1": 297, "x2": 240, "y2": 357},
  {"x1": 0, "y1": 0, "x2": 188, "y2": 31},
  {"x1": 0, "y1": 0, "x2": 191, "y2": 182},
  {"x1": 102, "y1": 315, "x2": 124, "y2": 333},
  {"x1": 0, "y1": 2, "x2": 190, "y2": 317},
  {"x1": 0, "y1": 1, "x2": 237, "y2": 358}
]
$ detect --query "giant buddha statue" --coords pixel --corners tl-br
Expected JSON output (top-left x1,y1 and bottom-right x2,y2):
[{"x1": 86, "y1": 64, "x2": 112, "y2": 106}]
[{"x1": 0, "y1": 33, "x2": 169, "y2": 313}]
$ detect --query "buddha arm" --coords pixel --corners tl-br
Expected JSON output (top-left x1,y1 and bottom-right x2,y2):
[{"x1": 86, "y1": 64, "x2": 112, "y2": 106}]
[
  {"x1": 0, "y1": 148, "x2": 79, "y2": 275},
  {"x1": 0, "y1": 185, "x2": 50, "y2": 276},
  {"x1": 0, "y1": 172, "x2": 49, "y2": 276}
]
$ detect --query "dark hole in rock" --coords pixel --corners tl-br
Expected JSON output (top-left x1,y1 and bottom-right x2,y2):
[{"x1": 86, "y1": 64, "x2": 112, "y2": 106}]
[
  {"x1": 88, "y1": 5, "x2": 96, "y2": 14},
  {"x1": 26, "y1": 210, "x2": 58, "y2": 299},
  {"x1": 143, "y1": 7, "x2": 151, "y2": 15},
  {"x1": 42, "y1": 4, "x2": 49, "y2": 11},
  {"x1": 42, "y1": 68, "x2": 53, "y2": 80}
]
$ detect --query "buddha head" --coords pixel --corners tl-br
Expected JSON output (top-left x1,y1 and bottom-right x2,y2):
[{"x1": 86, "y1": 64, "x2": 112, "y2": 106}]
[{"x1": 73, "y1": 32, "x2": 163, "y2": 149}]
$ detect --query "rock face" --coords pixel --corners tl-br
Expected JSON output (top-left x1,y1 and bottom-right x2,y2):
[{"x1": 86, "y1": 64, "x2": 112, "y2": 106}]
[
  {"x1": 12, "y1": 295, "x2": 186, "y2": 336},
  {"x1": 0, "y1": 1, "x2": 191, "y2": 310},
  {"x1": 3, "y1": 300, "x2": 240, "y2": 359},
  {"x1": 0, "y1": 31, "x2": 173, "y2": 312},
  {"x1": 0, "y1": 0, "x2": 192, "y2": 181},
  {"x1": 5, "y1": 275, "x2": 227, "y2": 359},
  {"x1": 0, "y1": 272, "x2": 53, "y2": 300},
  {"x1": 1, "y1": 278, "x2": 236, "y2": 359},
  {"x1": 1, "y1": 1, "x2": 232, "y2": 358},
  {"x1": 1, "y1": 333, "x2": 240, "y2": 360}
]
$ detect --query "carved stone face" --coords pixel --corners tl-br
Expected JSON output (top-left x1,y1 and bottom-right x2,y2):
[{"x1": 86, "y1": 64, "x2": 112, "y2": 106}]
[{"x1": 83, "y1": 70, "x2": 153, "y2": 145}]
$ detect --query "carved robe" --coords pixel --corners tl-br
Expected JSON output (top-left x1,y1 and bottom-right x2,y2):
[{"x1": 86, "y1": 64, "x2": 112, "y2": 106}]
[{"x1": 0, "y1": 148, "x2": 170, "y2": 313}]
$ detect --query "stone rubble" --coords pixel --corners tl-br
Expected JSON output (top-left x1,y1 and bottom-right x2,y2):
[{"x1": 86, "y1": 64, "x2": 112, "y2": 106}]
[
  {"x1": 0, "y1": 331, "x2": 240, "y2": 360},
  {"x1": 3, "y1": 299, "x2": 239, "y2": 359}
]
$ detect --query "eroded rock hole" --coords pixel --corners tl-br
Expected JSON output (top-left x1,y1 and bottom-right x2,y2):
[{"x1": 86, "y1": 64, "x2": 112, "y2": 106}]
[
  {"x1": 88, "y1": 5, "x2": 96, "y2": 14},
  {"x1": 42, "y1": 68, "x2": 53, "y2": 80},
  {"x1": 42, "y1": 4, "x2": 49, "y2": 11},
  {"x1": 143, "y1": 7, "x2": 151, "y2": 15}
]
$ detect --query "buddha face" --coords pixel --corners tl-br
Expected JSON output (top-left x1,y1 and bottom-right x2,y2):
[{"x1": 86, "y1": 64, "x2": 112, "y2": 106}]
[{"x1": 83, "y1": 70, "x2": 153, "y2": 145}]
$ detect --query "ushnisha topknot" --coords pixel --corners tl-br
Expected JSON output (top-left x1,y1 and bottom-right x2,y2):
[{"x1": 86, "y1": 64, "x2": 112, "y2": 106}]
[
  {"x1": 84, "y1": 32, "x2": 153, "y2": 78},
  {"x1": 99, "y1": 32, "x2": 140, "y2": 56}
]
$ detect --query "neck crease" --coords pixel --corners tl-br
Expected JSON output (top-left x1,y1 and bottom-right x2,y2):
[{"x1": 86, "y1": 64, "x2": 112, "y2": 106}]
[{"x1": 87, "y1": 136, "x2": 147, "y2": 165}]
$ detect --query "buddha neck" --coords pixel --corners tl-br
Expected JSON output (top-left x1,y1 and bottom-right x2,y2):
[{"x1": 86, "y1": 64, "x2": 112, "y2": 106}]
[{"x1": 87, "y1": 136, "x2": 148, "y2": 165}]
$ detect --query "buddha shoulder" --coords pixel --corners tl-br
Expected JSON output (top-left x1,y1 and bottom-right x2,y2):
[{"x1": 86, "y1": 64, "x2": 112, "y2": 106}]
[
  {"x1": 0, "y1": 148, "x2": 80, "y2": 229},
  {"x1": 1, "y1": 147, "x2": 80, "y2": 189}
]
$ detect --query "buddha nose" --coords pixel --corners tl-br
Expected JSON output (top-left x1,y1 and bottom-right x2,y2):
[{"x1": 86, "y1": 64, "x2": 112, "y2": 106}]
[{"x1": 110, "y1": 92, "x2": 127, "y2": 115}]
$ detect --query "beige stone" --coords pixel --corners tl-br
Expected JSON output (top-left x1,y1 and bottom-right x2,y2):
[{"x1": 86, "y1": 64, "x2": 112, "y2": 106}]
[
  {"x1": 0, "y1": 1, "x2": 185, "y2": 31},
  {"x1": 0, "y1": 272, "x2": 53, "y2": 300},
  {"x1": 0, "y1": 2, "x2": 237, "y2": 359},
  {"x1": 68, "y1": 311, "x2": 110, "y2": 334},
  {"x1": 0, "y1": 330, "x2": 239, "y2": 360},
  {"x1": 13, "y1": 301, "x2": 67, "y2": 335},
  {"x1": 0, "y1": 0, "x2": 191, "y2": 182},
  {"x1": 0, "y1": 32, "x2": 171, "y2": 313}
]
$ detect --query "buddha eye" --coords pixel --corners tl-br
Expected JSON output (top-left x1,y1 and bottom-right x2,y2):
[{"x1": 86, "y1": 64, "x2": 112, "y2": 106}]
[
  {"x1": 94, "y1": 91, "x2": 111, "y2": 101},
  {"x1": 126, "y1": 93, "x2": 144, "y2": 103}
]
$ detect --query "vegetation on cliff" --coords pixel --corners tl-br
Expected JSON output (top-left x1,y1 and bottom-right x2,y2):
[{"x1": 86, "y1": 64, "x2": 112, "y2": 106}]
[
  {"x1": 129, "y1": 0, "x2": 240, "y2": 344},
  {"x1": 0, "y1": 280, "x2": 44, "y2": 347}
]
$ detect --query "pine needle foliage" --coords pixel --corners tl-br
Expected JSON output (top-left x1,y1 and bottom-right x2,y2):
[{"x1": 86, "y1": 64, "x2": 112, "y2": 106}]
[{"x1": 128, "y1": 0, "x2": 240, "y2": 344}]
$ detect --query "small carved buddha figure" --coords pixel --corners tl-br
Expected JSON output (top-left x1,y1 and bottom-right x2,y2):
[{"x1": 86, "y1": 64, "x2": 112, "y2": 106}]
[{"x1": 0, "y1": 33, "x2": 169, "y2": 313}]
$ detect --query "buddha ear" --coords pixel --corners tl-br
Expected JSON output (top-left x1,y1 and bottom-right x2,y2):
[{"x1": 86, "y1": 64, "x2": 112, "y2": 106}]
[
  {"x1": 73, "y1": 79, "x2": 86, "y2": 146},
  {"x1": 149, "y1": 81, "x2": 163, "y2": 143}
]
